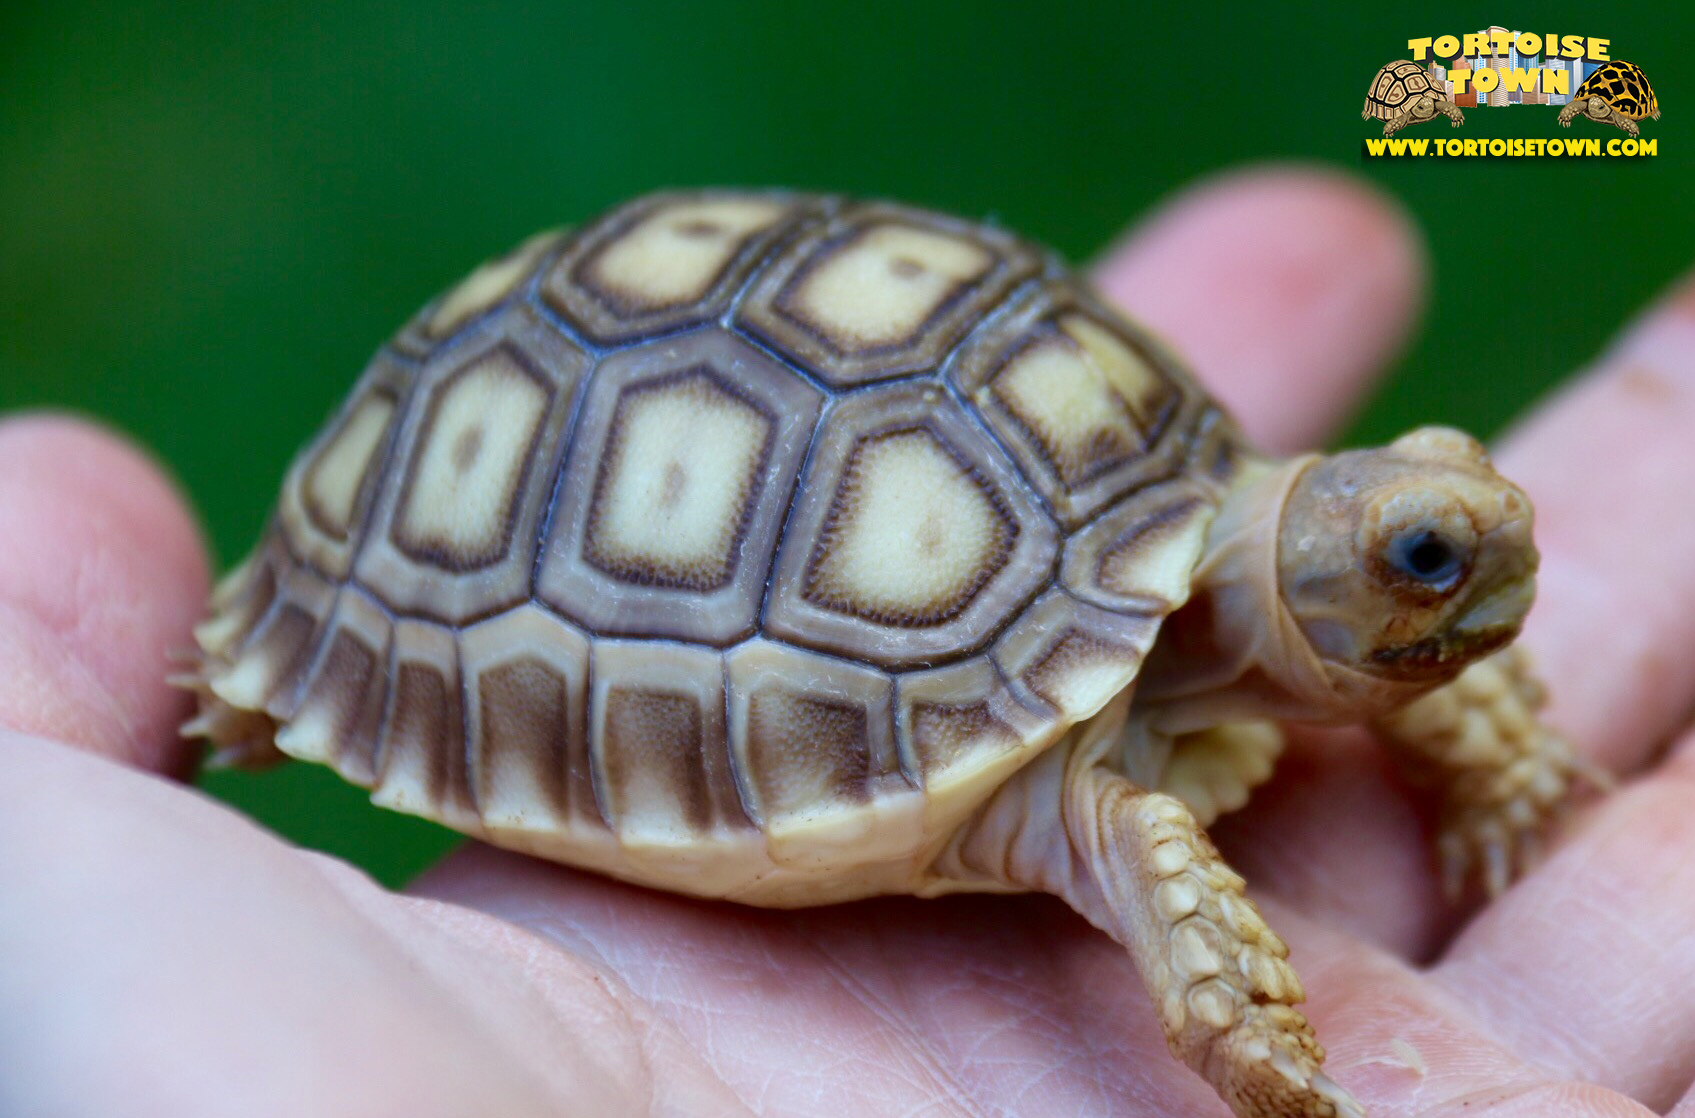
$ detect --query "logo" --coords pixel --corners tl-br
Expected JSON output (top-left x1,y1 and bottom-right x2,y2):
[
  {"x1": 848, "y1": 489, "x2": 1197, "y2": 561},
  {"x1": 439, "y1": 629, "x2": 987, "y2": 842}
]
[{"x1": 1363, "y1": 30, "x2": 1660, "y2": 158}]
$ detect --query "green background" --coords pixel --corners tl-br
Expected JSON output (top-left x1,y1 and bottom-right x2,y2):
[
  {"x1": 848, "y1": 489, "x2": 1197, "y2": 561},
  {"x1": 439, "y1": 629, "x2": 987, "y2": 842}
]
[{"x1": 3, "y1": 2, "x2": 1684, "y2": 886}]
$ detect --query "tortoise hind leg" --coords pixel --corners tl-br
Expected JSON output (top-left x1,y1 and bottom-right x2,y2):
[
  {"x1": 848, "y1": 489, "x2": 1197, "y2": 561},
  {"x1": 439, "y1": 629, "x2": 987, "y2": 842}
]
[{"x1": 936, "y1": 713, "x2": 1363, "y2": 1118}]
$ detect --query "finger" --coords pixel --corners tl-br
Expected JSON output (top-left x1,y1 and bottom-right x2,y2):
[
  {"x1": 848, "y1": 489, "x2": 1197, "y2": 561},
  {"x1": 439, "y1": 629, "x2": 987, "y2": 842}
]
[
  {"x1": 1431, "y1": 733, "x2": 1695, "y2": 1109},
  {"x1": 1496, "y1": 277, "x2": 1695, "y2": 771},
  {"x1": 1093, "y1": 164, "x2": 1426, "y2": 452},
  {"x1": 0, "y1": 732, "x2": 739, "y2": 1118},
  {"x1": 0, "y1": 414, "x2": 208, "y2": 774}
]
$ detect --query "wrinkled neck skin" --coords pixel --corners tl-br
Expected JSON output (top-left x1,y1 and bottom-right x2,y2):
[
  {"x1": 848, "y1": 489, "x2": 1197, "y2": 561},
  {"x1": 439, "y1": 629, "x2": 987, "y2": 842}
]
[{"x1": 1135, "y1": 455, "x2": 1434, "y2": 736}]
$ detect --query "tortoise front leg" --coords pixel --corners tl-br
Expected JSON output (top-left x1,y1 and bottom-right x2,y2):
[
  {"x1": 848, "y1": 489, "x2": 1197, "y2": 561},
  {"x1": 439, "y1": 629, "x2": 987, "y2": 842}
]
[
  {"x1": 1380, "y1": 107, "x2": 1415, "y2": 137},
  {"x1": 939, "y1": 726, "x2": 1362, "y2": 1118},
  {"x1": 1594, "y1": 103, "x2": 1641, "y2": 136},
  {"x1": 1557, "y1": 101, "x2": 1581, "y2": 128},
  {"x1": 1434, "y1": 98, "x2": 1464, "y2": 126},
  {"x1": 1371, "y1": 645, "x2": 1604, "y2": 898}
]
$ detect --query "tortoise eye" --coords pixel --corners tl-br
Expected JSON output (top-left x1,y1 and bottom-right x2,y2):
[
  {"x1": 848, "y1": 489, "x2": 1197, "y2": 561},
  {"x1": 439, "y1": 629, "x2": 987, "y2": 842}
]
[{"x1": 1388, "y1": 529, "x2": 1463, "y2": 585}]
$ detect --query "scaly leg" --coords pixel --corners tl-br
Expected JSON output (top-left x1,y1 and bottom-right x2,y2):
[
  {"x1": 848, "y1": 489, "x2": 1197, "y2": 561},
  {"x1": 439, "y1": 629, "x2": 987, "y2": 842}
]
[
  {"x1": 1381, "y1": 107, "x2": 1414, "y2": 137},
  {"x1": 1435, "y1": 98, "x2": 1464, "y2": 127},
  {"x1": 938, "y1": 717, "x2": 1362, "y2": 1118},
  {"x1": 1557, "y1": 101, "x2": 1580, "y2": 128},
  {"x1": 1371, "y1": 645, "x2": 1603, "y2": 898}
]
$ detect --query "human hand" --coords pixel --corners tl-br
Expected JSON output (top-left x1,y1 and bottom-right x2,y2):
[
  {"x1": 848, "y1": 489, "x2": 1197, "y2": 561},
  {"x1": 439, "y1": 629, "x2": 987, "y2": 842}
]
[{"x1": 5, "y1": 167, "x2": 1694, "y2": 1117}]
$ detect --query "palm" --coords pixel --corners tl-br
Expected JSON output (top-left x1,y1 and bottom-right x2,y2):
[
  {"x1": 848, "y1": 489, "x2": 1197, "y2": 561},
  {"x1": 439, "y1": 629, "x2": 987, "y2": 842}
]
[{"x1": 6, "y1": 170, "x2": 1694, "y2": 1118}]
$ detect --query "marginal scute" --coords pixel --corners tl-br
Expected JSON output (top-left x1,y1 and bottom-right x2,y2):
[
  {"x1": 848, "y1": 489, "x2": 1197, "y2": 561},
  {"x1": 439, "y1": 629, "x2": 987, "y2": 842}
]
[
  {"x1": 1063, "y1": 477, "x2": 1214, "y2": 612},
  {"x1": 737, "y1": 202, "x2": 1041, "y2": 387},
  {"x1": 372, "y1": 620, "x2": 474, "y2": 827},
  {"x1": 273, "y1": 587, "x2": 392, "y2": 785},
  {"x1": 590, "y1": 640, "x2": 753, "y2": 847},
  {"x1": 537, "y1": 328, "x2": 821, "y2": 644},
  {"x1": 765, "y1": 382, "x2": 1059, "y2": 669},
  {"x1": 723, "y1": 640, "x2": 921, "y2": 864},
  {"x1": 460, "y1": 604, "x2": 597, "y2": 833},
  {"x1": 895, "y1": 655, "x2": 1046, "y2": 791},
  {"x1": 356, "y1": 309, "x2": 588, "y2": 624},
  {"x1": 193, "y1": 532, "x2": 286, "y2": 662},
  {"x1": 207, "y1": 564, "x2": 336, "y2": 721},
  {"x1": 953, "y1": 282, "x2": 1200, "y2": 528},
  {"x1": 544, "y1": 192, "x2": 814, "y2": 344},
  {"x1": 992, "y1": 589, "x2": 1160, "y2": 722}
]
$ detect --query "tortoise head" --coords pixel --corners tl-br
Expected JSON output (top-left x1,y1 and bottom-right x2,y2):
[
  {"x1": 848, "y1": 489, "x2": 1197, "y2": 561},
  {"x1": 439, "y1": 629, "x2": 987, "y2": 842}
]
[{"x1": 1274, "y1": 427, "x2": 1538, "y2": 705}]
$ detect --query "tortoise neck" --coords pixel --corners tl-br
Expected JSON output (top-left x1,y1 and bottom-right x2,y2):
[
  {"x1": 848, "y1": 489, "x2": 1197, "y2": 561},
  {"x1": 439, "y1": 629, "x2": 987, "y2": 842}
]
[{"x1": 1134, "y1": 454, "x2": 1418, "y2": 734}]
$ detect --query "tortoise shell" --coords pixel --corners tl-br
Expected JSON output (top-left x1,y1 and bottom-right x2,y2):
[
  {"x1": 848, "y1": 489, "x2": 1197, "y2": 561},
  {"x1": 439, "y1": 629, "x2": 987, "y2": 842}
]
[
  {"x1": 190, "y1": 190, "x2": 1240, "y2": 904},
  {"x1": 1363, "y1": 60, "x2": 1436, "y2": 121},
  {"x1": 1575, "y1": 60, "x2": 1658, "y2": 120}
]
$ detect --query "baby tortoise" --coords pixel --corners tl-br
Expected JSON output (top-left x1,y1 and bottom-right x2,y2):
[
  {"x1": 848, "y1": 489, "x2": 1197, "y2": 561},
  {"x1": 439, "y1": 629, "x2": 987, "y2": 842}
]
[{"x1": 183, "y1": 190, "x2": 1591, "y2": 1117}]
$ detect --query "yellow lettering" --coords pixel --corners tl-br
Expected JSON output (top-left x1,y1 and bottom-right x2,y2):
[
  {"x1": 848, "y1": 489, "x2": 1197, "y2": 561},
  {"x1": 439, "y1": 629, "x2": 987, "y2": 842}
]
[
  {"x1": 1450, "y1": 69, "x2": 1471, "y2": 94},
  {"x1": 1607, "y1": 138, "x2": 1621, "y2": 155},
  {"x1": 1560, "y1": 35, "x2": 1586, "y2": 59},
  {"x1": 1366, "y1": 139, "x2": 1388, "y2": 156},
  {"x1": 1514, "y1": 32, "x2": 1542, "y2": 55},
  {"x1": 1637, "y1": 138, "x2": 1658, "y2": 156},
  {"x1": 1489, "y1": 139, "x2": 1507, "y2": 156},
  {"x1": 1543, "y1": 68, "x2": 1569, "y2": 95},
  {"x1": 1407, "y1": 37, "x2": 1434, "y2": 61},
  {"x1": 1500, "y1": 68, "x2": 1541, "y2": 93},
  {"x1": 1589, "y1": 38, "x2": 1610, "y2": 61},
  {"x1": 1432, "y1": 35, "x2": 1460, "y2": 59},
  {"x1": 1463, "y1": 139, "x2": 1480, "y2": 156},
  {"x1": 1489, "y1": 30, "x2": 1513, "y2": 54},
  {"x1": 1472, "y1": 67, "x2": 1500, "y2": 93}
]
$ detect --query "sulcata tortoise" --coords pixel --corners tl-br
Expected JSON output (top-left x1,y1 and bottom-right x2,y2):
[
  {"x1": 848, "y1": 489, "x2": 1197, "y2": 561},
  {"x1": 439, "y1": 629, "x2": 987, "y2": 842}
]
[{"x1": 184, "y1": 190, "x2": 1588, "y2": 1118}]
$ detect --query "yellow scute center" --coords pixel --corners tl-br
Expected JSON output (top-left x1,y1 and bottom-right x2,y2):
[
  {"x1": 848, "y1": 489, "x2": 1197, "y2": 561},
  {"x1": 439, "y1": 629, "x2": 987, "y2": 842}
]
[
  {"x1": 787, "y1": 224, "x2": 992, "y2": 351},
  {"x1": 806, "y1": 429, "x2": 1012, "y2": 625},
  {"x1": 397, "y1": 351, "x2": 547, "y2": 564},
  {"x1": 586, "y1": 374, "x2": 771, "y2": 589},
  {"x1": 590, "y1": 198, "x2": 788, "y2": 311}
]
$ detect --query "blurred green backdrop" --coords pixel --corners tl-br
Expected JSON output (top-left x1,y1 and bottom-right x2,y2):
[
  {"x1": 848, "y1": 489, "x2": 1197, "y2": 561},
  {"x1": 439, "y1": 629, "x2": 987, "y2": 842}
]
[{"x1": 3, "y1": 1, "x2": 1685, "y2": 885}]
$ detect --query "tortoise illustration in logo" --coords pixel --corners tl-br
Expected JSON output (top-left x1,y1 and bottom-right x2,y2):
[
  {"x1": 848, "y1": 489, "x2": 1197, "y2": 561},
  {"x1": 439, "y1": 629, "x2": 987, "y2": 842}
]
[
  {"x1": 1363, "y1": 60, "x2": 1464, "y2": 137},
  {"x1": 1559, "y1": 60, "x2": 1660, "y2": 137}
]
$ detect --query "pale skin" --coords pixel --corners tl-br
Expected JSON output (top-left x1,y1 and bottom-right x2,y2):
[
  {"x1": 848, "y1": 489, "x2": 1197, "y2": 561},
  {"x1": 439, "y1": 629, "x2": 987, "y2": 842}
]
[
  {"x1": 1372, "y1": 92, "x2": 1464, "y2": 138},
  {"x1": 8, "y1": 167, "x2": 1695, "y2": 1117},
  {"x1": 1558, "y1": 94, "x2": 1654, "y2": 137}
]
